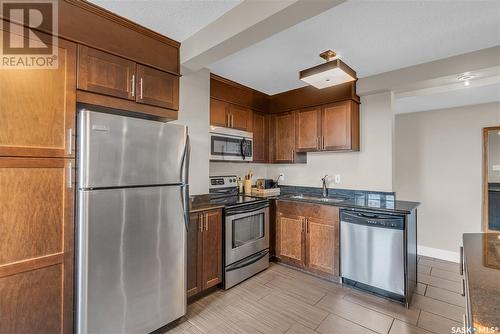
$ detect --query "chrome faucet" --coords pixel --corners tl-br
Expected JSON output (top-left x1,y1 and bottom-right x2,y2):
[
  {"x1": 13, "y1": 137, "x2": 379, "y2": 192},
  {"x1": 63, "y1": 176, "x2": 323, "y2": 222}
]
[{"x1": 321, "y1": 175, "x2": 328, "y2": 197}]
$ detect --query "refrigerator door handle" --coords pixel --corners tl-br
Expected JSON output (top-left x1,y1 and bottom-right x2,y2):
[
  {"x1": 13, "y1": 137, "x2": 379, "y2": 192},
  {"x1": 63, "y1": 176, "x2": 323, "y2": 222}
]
[{"x1": 180, "y1": 134, "x2": 190, "y2": 231}]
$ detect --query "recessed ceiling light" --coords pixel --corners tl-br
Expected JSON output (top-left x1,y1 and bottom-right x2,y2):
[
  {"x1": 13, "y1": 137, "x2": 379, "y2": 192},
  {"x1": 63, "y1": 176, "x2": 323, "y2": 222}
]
[
  {"x1": 299, "y1": 50, "x2": 357, "y2": 89},
  {"x1": 457, "y1": 74, "x2": 475, "y2": 81}
]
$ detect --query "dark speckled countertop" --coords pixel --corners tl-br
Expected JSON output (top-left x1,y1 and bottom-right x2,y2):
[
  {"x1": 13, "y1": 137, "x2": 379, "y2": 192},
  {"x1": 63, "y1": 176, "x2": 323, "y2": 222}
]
[
  {"x1": 189, "y1": 185, "x2": 419, "y2": 215},
  {"x1": 189, "y1": 194, "x2": 224, "y2": 213},
  {"x1": 463, "y1": 233, "x2": 500, "y2": 332}
]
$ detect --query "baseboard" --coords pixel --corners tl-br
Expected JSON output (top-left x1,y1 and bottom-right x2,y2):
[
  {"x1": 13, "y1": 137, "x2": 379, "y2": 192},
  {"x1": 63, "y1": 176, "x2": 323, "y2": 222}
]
[{"x1": 417, "y1": 245, "x2": 460, "y2": 263}]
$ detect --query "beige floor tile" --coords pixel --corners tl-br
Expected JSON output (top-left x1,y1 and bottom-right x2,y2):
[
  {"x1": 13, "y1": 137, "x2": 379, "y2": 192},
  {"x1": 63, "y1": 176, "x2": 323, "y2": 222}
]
[
  {"x1": 227, "y1": 275, "x2": 274, "y2": 301},
  {"x1": 388, "y1": 319, "x2": 433, "y2": 334},
  {"x1": 317, "y1": 293, "x2": 394, "y2": 334},
  {"x1": 417, "y1": 311, "x2": 461, "y2": 334},
  {"x1": 265, "y1": 275, "x2": 328, "y2": 305},
  {"x1": 417, "y1": 273, "x2": 461, "y2": 293},
  {"x1": 216, "y1": 304, "x2": 285, "y2": 334},
  {"x1": 269, "y1": 263, "x2": 300, "y2": 278},
  {"x1": 418, "y1": 258, "x2": 460, "y2": 273},
  {"x1": 186, "y1": 301, "x2": 229, "y2": 333},
  {"x1": 418, "y1": 264, "x2": 431, "y2": 276},
  {"x1": 430, "y1": 267, "x2": 463, "y2": 282},
  {"x1": 232, "y1": 297, "x2": 296, "y2": 333},
  {"x1": 411, "y1": 294, "x2": 464, "y2": 322},
  {"x1": 343, "y1": 291, "x2": 420, "y2": 325},
  {"x1": 259, "y1": 291, "x2": 329, "y2": 329},
  {"x1": 424, "y1": 286, "x2": 465, "y2": 307},
  {"x1": 285, "y1": 323, "x2": 319, "y2": 334},
  {"x1": 317, "y1": 314, "x2": 378, "y2": 334},
  {"x1": 416, "y1": 283, "x2": 427, "y2": 295}
]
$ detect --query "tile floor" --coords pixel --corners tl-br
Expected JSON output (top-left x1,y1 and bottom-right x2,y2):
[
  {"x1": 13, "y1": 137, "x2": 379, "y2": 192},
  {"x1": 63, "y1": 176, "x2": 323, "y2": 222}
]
[{"x1": 165, "y1": 256, "x2": 465, "y2": 334}]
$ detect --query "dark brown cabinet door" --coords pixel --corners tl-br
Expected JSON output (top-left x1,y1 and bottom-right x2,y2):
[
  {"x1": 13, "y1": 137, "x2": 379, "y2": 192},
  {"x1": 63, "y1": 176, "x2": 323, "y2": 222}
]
[
  {"x1": 306, "y1": 208, "x2": 339, "y2": 277},
  {"x1": 276, "y1": 212, "x2": 305, "y2": 268},
  {"x1": 187, "y1": 213, "x2": 203, "y2": 298},
  {"x1": 0, "y1": 158, "x2": 75, "y2": 334},
  {"x1": 0, "y1": 34, "x2": 76, "y2": 158},
  {"x1": 187, "y1": 209, "x2": 222, "y2": 299},
  {"x1": 229, "y1": 104, "x2": 252, "y2": 131},
  {"x1": 321, "y1": 101, "x2": 359, "y2": 151},
  {"x1": 274, "y1": 113, "x2": 295, "y2": 163},
  {"x1": 136, "y1": 64, "x2": 179, "y2": 110},
  {"x1": 210, "y1": 98, "x2": 228, "y2": 127},
  {"x1": 295, "y1": 107, "x2": 321, "y2": 152},
  {"x1": 252, "y1": 112, "x2": 267, "y2": 162},
  {"x1": 202, "y1": 210, "x2": 222, "y2": 289},
  {"x1": 78, "y1": 45, "x2": 136, "y2": 100}
]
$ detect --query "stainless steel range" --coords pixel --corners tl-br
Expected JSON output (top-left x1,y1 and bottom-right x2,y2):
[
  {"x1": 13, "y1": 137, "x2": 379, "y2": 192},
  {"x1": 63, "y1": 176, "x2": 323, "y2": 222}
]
[{"x1": 209, "y1": 175, "x2": 269, "y2": 289}]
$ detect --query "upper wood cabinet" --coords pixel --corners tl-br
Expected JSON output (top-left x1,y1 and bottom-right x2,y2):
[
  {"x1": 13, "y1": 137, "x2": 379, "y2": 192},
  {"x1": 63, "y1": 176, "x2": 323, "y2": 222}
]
[
  {"x1": 0, "y1": 33, "x2": 76, "y2": 158},
  {"x1": 252, "y1": 112, "x2": 269, "y2": 163},
  {"x1": 295, "y1": 107, "x2": 321, "y2": 152},
  {"x1": 209, "y1": 98, "x2": 252, "y2": 132},
  {"x1": 78, "y1": 46, "x2": 179, "y2": 112},
  {"x1": 136, "y1": 64, "x2": 179, "y2": 110},
  {"x1": 322, "y1": 100, "x2": 359, "y2": 151},
  {"x1": 274, "y1": 113, "x2": 295, "y2": 163},
  {"x1": 187, "y1": 209, "x2": 222, "y2": 299},
  {"x1": 77, "y1": 45, "x2": 135, "y2": 100},
  {"x1": 293, "y1": 100, "x2": 359, "y2": 153},
  {"x1": 0, "y1": 157, "x2": 75, "y2": 334},
  {"x1": 210, "y1": 99, "x2": 229, "y2": 128},
  {"x1": 276, "y1": 201, "x2": 340, "y2": 279}
]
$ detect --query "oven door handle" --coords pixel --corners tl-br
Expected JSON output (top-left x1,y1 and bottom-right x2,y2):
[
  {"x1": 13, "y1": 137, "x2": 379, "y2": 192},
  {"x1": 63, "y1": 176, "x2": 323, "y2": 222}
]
[
  {"x1": 225, "y1": 202, "x2": 269, "y2": 216},
  {"x1": 226, "y1": 249, "x2": 269, "y2": 272}
]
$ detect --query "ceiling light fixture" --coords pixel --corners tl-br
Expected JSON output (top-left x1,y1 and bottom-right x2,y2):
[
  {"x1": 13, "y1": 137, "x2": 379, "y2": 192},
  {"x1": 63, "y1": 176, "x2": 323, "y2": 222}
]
[
  {"x1": 300, "y1": 50, "x2": 357, "y2": 89},
  {"x1": 458, "y1": 73, "x2": 475, "y2": 87}
]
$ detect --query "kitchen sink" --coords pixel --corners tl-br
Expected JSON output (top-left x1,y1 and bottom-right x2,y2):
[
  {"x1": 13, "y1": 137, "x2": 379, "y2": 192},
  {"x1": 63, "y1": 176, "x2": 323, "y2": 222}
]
[{"x1": 288, "y1": 194, "x2": 347, "y2": 203}]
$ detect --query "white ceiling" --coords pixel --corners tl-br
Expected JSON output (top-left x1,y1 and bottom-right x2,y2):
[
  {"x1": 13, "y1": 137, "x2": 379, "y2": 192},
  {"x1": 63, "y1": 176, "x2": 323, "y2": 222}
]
[
  {"x1": 393, "y1": 82, "x2": 500, "y2": 114},
  {"x1": 89, "y1": 0, "x2": 242, "y2": 42},
  {"x1": 209, "y1": 0, "x2": 500, "y2": 95}
]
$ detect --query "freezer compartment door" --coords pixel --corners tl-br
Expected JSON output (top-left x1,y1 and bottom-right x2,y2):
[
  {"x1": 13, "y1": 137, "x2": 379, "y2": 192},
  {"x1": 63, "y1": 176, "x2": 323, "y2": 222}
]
[
  {"x1": 340, "y1": 221, "x2": 405, "y2": 296},
  {"x1": 77, "y1": 186, "x2": 186, "y2": 334},
  {"x1": 79, "y1": 109, "x2": 187, "y2": 188}
]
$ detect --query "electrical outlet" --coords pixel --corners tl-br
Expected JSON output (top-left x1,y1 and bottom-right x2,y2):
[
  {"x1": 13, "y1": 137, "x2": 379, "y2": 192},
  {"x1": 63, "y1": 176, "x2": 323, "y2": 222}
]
[
  {"x1": 334, "y1": 174, "x2": 341, "y2": 184},
  {"x1": 279, "y1": 173, "x2": 285, "y2": 181}
]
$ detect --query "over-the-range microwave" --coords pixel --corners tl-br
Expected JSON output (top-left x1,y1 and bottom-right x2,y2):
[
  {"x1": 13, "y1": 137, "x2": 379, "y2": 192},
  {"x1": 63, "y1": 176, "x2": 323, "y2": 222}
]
[{"x1": 210, "y1": 126, "x2": 253, "y2": 162}]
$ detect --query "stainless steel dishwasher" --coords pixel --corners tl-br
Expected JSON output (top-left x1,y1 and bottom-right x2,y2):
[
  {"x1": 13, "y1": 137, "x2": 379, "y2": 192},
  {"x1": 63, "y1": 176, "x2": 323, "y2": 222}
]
[{"x1": 340, "y1": 209, "x2": 406, "y2": 302}]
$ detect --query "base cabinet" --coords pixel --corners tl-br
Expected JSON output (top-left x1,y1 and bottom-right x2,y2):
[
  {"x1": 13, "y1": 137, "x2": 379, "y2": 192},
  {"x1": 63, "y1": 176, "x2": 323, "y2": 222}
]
[
  {"x1": 187, "y1": 209, "x2": 222, "y2": 299},
  {"x1": 276, "y1": 201, "x2": 339, "y2": 278}
]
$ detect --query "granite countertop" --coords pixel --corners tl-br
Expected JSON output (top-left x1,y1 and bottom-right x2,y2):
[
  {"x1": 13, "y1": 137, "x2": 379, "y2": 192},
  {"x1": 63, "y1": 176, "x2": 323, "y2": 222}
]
[
  {"x1": 463, "y1": 233, "x2": 500, "y2": 332},
  {"x1": 274, "y1": 185, "x2": 419, "y2": 214},
  {"x1": 189, "y1": 194, "x2": 225, "y2": 213}
]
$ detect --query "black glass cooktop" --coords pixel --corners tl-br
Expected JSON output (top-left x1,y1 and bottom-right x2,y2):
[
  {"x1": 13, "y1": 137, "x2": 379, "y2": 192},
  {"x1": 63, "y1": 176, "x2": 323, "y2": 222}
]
[{"x1": 209, "y1": 195, "x2": 267, "y2": 207}]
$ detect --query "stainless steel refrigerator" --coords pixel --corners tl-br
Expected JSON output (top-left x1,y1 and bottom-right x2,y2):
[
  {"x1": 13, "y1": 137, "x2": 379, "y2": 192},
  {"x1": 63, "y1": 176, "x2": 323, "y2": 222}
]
[{"x1": 76, "y1": 109, "x2": 189, "y2": 334}]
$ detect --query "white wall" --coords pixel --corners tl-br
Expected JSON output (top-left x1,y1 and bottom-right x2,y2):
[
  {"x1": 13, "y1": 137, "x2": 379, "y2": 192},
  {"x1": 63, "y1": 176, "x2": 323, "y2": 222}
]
[
  {"x1": 266, "y1": 92, "x2": 394, "y2": 192},
  {"x1": 395, "y1": 102, "x2": 500, "y2": 258},
  {"x1": 175, "y1": 69, "x2": 210, "y2": 195},
  {"x1": 210, "y1": 162, "x2": 268, "y2": 183}
]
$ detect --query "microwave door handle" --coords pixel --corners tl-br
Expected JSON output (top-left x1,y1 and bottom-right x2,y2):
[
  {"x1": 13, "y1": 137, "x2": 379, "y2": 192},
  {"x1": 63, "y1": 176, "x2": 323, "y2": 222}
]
[{"x1": 241, "y1": 138, "x2": 246, "y2": 160}]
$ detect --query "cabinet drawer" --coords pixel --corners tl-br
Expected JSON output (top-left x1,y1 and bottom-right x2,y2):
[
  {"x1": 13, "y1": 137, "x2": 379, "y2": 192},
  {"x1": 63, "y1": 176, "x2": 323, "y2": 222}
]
[
  {"x1": 78, "y1": 45, "x2": 136, "y2": 100},
  {"x1": 136, "y1": 64, "x2": 179, "y2": 110}
]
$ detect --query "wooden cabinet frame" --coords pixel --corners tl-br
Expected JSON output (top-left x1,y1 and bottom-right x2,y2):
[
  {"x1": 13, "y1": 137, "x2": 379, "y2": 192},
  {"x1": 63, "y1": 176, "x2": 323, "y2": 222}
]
[{"x1": 187, "y1": 209, "x2": 222, "y2": 299}]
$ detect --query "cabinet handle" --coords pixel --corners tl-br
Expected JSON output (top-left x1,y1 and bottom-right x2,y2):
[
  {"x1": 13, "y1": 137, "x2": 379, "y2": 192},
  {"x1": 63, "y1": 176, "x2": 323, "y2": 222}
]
[
  {"x1": 306, "y1": 218, "x2": 309, "y2": 233},
  {"x1": 67, "y1": 161, "x2": 72, "y2": 188},
  {"x1": 139, "y1": 77, "x2": 144, "y2": 99},
  {"x1": 205, "y1": 213, "x2": 209, "y2": 231},
  {"x1": 131, "y1": 74, "x2": 135, "y2": 97},
  {"x1": 230, "y1": 114, "x2": 233, "y2": 128},
  {"x1": 67, "y1": 128, "x2": 73, "y2": 155},
  {"x1": 322, "y1": 136, "x2": 325, "y2": 150},
  {"x1": 226, "y1": 113, "x2": 230, "y2": 127},
  {"x1": 199, "y1": 214, "x2": 203, "y2": 232},
  {"x1": 461, "y1": 278, "x2": 465, "y2": 296}
]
